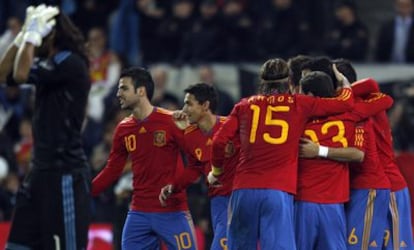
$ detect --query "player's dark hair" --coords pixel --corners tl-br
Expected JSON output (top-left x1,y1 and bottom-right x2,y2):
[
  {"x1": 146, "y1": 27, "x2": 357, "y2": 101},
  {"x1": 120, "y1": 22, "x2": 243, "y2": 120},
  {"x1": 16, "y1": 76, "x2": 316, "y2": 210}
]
[
  {"x1": 287, "y1": 54, "x2": 312, "y2": 87},
  {"x1": 258, "y1": 58, "x2": 290, "y2": 95},
  {"x1": 300, "y1": 71, "x2": 335, "y2": 98},
  {"x1": 301, "y1": 56, "x2": 337, "y2": 89},
  {"x1": 120, "y1": 67, "x2": 155, "y2": 100},
  {"x1": 184, "y1": 83, "x2": 218, "y2": 113},
  {"x1": 53, "y1": 13, "x2": 89, "y2": 65},
  {"x1": 332, "y1": 58, "x2": 357, "y2": 83}
]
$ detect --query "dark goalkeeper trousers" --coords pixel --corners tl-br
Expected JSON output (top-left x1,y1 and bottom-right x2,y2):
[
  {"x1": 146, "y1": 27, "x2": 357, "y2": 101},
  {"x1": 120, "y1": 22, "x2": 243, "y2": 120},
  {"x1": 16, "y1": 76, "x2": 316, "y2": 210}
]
[{"x1": 6, "y1": 167, "x2": 91, "y2": 250}]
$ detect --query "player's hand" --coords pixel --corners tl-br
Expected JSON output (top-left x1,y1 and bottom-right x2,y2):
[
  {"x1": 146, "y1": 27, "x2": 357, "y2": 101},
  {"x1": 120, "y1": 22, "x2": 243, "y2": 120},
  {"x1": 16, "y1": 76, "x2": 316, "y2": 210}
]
[
  {"x1": 207, "y1": 171, "x2": 222, "y2": 187},
  {"x1": 159, "y1": 184, "x2": 174, "y2": 207},
  {"x1": 172, "y1": 110, "x2": 189, "y2": 130},
  {"x1": 299, "y1": 138, "x2": 319, "y2": 158},
  {"x1": 14, "y1": 5, "x2": 47, "y2": 47},
  {"x1": 333, "y1": 63, "x2": 350, "y2": 89},
  {"x1": 23, "y1": 6, "x2": 60, "y2": 47}
]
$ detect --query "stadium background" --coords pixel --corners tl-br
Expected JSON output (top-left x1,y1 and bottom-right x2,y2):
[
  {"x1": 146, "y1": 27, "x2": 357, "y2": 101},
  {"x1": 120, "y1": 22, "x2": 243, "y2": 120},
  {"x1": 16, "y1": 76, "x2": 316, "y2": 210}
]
[{"x1": 0, "y1": 0, "x2": 414, "y2": 249}]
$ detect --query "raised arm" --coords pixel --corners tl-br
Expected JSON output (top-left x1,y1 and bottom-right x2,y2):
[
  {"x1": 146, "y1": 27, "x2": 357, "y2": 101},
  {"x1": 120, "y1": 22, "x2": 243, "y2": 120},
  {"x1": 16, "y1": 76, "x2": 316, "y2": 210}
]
[
  {"x1": 0, "y1": 5, "x2": 40, "y2": 83},
  {"x1": 351, "y1": 78, "x2": 380, "y2": 98},
  {"x1": 13, "y1": 6, "x2": 59, "y2": 83},
  {"x1": 0, "y1": 44, "x2": 19, "y2": 83},
  {"x1": 353, "y1": 92, "x2": 393, "y2": 120},
  {"x1": 92, "y1": 126, "x2": 129, "y2": 196}
]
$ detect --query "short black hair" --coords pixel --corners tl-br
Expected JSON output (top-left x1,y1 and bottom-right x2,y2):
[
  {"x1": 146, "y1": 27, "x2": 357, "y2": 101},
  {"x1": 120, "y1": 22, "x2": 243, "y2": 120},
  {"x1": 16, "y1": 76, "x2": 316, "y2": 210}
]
[
  {"x1": 120, "y1": 67, "x2": 155, "y2": 100},
  {"x1": 288, "y1": 54, "x2": 312, "y2": 87},
  {"x1": 184, "y1": 83, "x2": 218, "y2": 113},
  {"x1": 332, "y1": 58, "x2": 357, "y2": 83},
  {"x1": 301, "y1": 56, "x2": 336, "y2": 89},
  {"x1": 300, "y1": 71, "x2": 335, "y2": 98}
]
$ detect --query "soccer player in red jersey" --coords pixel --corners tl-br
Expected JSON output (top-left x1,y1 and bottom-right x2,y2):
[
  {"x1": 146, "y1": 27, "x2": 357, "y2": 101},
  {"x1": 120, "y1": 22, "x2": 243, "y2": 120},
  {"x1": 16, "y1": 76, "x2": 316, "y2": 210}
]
[
  {"x1": 301, "y1": 60, "x2": 402, "y2": 249},
  {"x1": 339, "y1": 60, "x2": 414, "y2": 249},
  {"x1": 91, "y1": 67, "x2": 197, "y2": 250},
  {"x1": 300, "y1": 93, "x2": 393, "y2": 250},
  {"x1": 208, "y1": 58, "x2": 354, "y2": 250},
  {"x1": 159, "y1": 83, "x2": 239, "y2": 250},
  {"x1": 295, "y1": 69, "x2": 364, "y2": 250},
  {"x1": 297, "y1": 68, "x2": 395, "y2": 250}
]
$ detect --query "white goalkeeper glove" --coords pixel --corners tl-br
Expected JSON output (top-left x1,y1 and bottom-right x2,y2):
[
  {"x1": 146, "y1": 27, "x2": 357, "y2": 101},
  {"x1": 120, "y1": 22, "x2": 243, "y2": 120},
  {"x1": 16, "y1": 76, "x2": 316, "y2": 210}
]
[
  {"x1": 23, "y1": 6, "x2": 60, "y2": 47},
  {"x1": 14, "y1": 4, "x2": 47, "y2": 47}
]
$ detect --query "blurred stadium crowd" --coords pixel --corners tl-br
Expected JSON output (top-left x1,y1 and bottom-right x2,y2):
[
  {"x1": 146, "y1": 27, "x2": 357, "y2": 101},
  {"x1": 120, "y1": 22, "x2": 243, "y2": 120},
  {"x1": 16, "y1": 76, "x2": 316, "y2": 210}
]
[{"x1": 0, "y1": 0, "x2": 414, "y2": 249}]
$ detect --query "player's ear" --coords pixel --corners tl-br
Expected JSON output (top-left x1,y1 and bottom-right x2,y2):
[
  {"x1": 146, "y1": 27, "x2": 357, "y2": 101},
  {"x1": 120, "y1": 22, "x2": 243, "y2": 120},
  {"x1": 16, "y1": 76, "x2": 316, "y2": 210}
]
[
  {"x1": 203, "y1": 100, "x2": 210, "y2": 112},
  {"x1": 137, "y1": 86, "x2": 146, "y2": 96}
]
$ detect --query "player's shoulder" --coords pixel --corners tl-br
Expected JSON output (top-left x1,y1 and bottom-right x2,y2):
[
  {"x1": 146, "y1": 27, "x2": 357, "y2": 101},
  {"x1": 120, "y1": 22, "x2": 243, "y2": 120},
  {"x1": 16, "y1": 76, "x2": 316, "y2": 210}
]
[
  {"x1": 117, "y1": 115, "x2": 135, "y2": 127},
  {"x1": 53, "y1": 50, "x2": 88, "y2": 73},
  {"x1": 184, "y1": 124, "x2": 199, "y2": 135},
  {"x1": 154, "y1": 107, "x2": 174, "y2": 117},
  {"x1": 218, "y1": 116, "x2": 227, "y2": 124}
]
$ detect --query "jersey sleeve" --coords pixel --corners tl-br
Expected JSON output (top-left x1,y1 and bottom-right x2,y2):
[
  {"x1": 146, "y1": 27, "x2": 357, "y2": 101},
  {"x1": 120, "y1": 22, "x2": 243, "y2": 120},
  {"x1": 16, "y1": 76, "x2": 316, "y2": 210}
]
[
  {"x1": 172, "y1": 154, "x2": 205, "y2": 192},
  {"x1": 352, "y1": 92, "x2": 393, "y2": 120},
  {"x1": 212, "y1": 105, "x2": 240, "y2": 168},
  {"x1": 351, "y1": 78, "x2": 380, "y2": 98},
  {"x1": 92, "y1": 124, "x2": 129, "y2": 196},
  {"x1": 301, "y1": 88, "x2": 354, "y2": 118}
]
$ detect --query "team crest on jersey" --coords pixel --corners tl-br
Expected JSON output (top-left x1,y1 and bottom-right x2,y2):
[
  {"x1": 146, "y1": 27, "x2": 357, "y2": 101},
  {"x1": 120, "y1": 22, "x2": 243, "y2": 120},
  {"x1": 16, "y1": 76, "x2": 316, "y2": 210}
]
[{"x1": 153, "y1": 130, "x2": 166, "y2": 147}]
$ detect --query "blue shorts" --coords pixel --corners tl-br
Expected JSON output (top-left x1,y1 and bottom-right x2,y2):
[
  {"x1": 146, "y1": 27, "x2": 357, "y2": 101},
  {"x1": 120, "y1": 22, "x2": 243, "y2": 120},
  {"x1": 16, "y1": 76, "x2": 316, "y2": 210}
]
[
  {"x1": 383, "y1": 188, "x2": 414, "y2": 249},
  {"x1": 346, "y1": 189, "x2": 390, "y2": 250},
  {"x1": 227, "y1": 189, "x2": 295, "y2": 250},
  {"x1": 210, "y1": 196, "x2": 230, "y2": 250},
  {"x1": 294, "y1": 201, "x2": 346, "y2": 250},
  {"x1": 122, "y1": 210, "x2": 197, "y2": 250}
]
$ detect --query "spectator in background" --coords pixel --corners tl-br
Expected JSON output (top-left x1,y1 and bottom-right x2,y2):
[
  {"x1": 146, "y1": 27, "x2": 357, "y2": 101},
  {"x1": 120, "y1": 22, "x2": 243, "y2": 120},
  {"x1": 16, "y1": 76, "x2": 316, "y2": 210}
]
[
  {"x1": 72, "y1": 0, "x2": 116, "y2": 35},
  {"x1": 376, "y1": 0, "x2": 414, "y2": 63},
  {"x1": 389, "y1": 82, "x2": 414, "y2": 151},
  {"x1": 220, "y1": 0, "x2": 255, "y2": 62},
  {"x1": 198, "y1": 65, "x2": 234, "y2": 115},
  {"x1": 13, "y1": 117, "x2": 32, "y2": 179},
  {"x1": 324, "y1": 1, "x2": 369, "y2": 61},
  {"x1": 0, "y1": 17, "x2": 22, "y2": 57},
  {"x1": 136, "y1": 0, "x2": 167, "y2": 64},
  {"x1": 110, "y1": 0, "x2": 141, "y2": 66},
  {"x1": 83, "y1": 26, "x2": 121, "y2": 157},
  {"x1": 0, "y1": 170, "x2": 19, "y2": 222},
  {"x1": 178, "y1": 0, "x2": 224, "y2": 64},
  {"x1": 157, "y1": 0, "x2": 195, "y2": 62},
  {"x1": 150, "y1": 65, "x2": 180, "y2": 110},
  {"x1": 0, "y1": 85, "x2": 32, "y2": 144},
  {"x1": 255, "y1": 0, "x2": 308, "y2": 60}
]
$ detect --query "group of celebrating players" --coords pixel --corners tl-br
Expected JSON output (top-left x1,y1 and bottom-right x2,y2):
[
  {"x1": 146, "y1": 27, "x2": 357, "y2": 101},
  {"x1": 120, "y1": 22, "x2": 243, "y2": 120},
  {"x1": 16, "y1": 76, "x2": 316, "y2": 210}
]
[
  {"x1": 92, "y1": 55, "x2": 414, "y2": 250},
  {"x1": 0, "y1": 3, "x2": 413, "y2": 250}
]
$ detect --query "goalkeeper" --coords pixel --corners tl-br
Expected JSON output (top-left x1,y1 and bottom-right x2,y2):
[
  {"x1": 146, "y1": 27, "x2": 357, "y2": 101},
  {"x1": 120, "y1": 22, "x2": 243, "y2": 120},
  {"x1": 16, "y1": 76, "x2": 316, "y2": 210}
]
[{"x1": 0, "y1": 5, "x2": 91, "y2": 250}]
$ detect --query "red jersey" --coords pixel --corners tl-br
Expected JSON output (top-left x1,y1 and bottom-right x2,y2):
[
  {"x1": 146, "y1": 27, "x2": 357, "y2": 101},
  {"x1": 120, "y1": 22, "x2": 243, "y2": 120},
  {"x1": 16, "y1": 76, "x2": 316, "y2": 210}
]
[
  {"x1": 352, "y1": 79, "x2": 407, "y2": 191},
  {"x1": 173, "y1": 116, "x2": 239, "y2": 197},
  {"x1": 372, "y1": 111, "x2": 407, "y2": 191},
  {"x1": 212, "y1": 88, "x2": 353, "y2": 194},
  {"x1": 92, "y1": 107, "x2": 188, "y2": 212},
  {"x1": 350, "y1": 117, "x2": 391, "y2": 189},
  {"x1": 297, "y1": 113, "x2": 355, "y2": 203}
]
